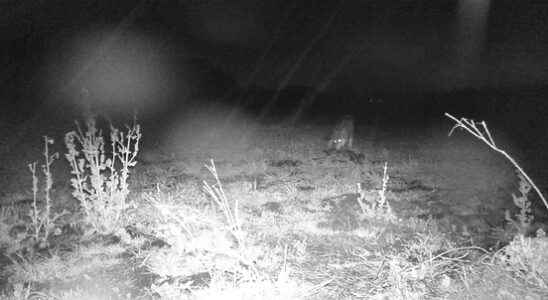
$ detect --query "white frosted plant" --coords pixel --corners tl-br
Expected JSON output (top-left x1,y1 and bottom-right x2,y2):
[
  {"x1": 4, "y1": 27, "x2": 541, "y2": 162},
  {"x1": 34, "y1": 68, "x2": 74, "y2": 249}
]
[
  {"x1": 26, "y1": 136, "x2": 67, "y2": 249},
  {"x1": 505, "y1": 171, "x2": 534, "y2": 235},
  {"x1": 203, "y1": 160, "x2": 243, "y2": 247},
  {"x1": 357, "y1": 162, "x2": 395, "y2": 221},
  {"x1": 64, "y1": 115, "x2": 141, "y2": 235}
]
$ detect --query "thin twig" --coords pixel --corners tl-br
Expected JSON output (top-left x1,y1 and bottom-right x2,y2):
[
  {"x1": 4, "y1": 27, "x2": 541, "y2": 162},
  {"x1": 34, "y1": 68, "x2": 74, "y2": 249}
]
[{"x1": 445, "y1": 113, "x2": 548, "y2": 211}]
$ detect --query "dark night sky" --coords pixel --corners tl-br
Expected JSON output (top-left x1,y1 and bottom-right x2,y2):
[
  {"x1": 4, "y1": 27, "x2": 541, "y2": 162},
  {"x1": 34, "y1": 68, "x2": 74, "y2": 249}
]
[{"x1": 1, "y1": 0, "x2": 548, "y2": 115}]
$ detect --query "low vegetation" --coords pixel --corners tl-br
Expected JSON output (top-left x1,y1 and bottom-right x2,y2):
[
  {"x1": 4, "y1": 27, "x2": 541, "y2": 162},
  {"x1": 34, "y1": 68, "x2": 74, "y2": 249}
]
[{"x1": 0, "y1": 110, "x2": 547, "y2": 299}]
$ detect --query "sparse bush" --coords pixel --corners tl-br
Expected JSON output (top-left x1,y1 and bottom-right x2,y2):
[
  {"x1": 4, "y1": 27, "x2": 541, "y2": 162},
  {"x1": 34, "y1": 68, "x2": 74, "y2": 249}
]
[
  {"x1": 443, "y1": 113, "x2": 548, "y2": 297},
  {"x1": 144, "y1": 159, "x2": 307, "y2": 298},
  {"x1": 505, "y1": 170, "x2": 534, "y2": 235},
  {"x1": 356, "y1": 162, "x2": 395, "y2": 221},
  {"x1": 25, "y1": 136, "x2": 67, "y2": 250},
  {"x1": 492, "y1": 232, "x2": 548, "y2": 289},
  {"x1": 64, "y1": 115, "x2": 141, "y2": 235},
  {"x1": 201, "y1": 159, "x2": 261, "y2": 278},
  {"x1": 203, "y1": 159, "x2": 246, "y2": 250}
]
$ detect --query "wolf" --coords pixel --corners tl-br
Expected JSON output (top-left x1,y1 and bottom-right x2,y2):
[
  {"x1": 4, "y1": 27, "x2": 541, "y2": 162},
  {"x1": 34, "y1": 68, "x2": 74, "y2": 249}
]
[{"x1": 327, "y1": 115, "x2": 355, "y2": 150}]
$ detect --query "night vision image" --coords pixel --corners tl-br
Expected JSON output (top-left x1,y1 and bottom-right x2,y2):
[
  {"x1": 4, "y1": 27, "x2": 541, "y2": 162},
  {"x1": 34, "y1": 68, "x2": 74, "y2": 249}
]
[{"x1": 1, "y1": 1, "x2": 548, "y2": 299}]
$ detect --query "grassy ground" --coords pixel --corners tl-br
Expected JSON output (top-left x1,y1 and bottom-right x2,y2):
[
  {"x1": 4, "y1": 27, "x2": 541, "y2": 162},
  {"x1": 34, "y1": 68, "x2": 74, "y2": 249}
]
[{"x1": 1, "y1": 103, "x2": 547, "y2": 299}]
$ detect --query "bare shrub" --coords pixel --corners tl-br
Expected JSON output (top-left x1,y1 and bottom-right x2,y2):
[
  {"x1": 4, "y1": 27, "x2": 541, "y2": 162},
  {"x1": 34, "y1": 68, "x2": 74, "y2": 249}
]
[
  {"x1": 25, "y1": 136, "x2": 67, "y2": 250},
  {"x1": 64, "y1": 115, "x2": 141, "y2": 235}
]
